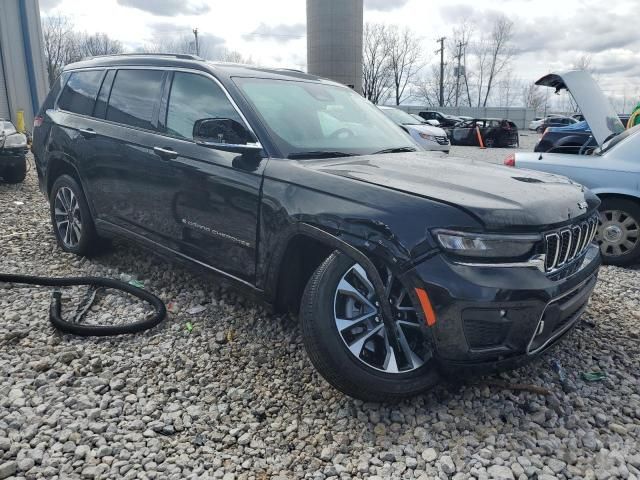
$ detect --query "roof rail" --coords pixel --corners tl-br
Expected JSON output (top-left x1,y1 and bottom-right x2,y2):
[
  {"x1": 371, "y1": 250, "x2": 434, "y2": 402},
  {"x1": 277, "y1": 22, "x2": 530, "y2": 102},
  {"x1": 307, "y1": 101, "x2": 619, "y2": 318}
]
[
  {"x1": 87, "y1": 53, "x2": 203, "y2": 61},
  {"x1": 274, "y1": 68, "x2": 305, "y2": 73}
]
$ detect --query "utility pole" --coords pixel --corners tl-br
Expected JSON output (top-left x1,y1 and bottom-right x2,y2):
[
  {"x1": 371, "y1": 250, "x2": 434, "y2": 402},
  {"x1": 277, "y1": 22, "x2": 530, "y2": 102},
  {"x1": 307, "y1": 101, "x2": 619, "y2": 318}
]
[
  {"x1": 192, "y1": 28, "x2": 200, "y2": 56},
  {"x1": 454, "y1": 41, "x2": 466, "y2": 107},
  {"x1": 436, "y1": 37, "x2": 446, "y2": 107}
]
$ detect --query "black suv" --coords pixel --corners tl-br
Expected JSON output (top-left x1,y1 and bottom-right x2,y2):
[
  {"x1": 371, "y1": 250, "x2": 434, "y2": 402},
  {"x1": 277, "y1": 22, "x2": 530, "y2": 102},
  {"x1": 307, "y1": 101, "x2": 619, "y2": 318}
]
[
  {"x1": 418, "y1": 111, "x2": 462, "y2": 128},
  {"x1": 33, "y1": 54, "x2": 601, "y2": 401}
]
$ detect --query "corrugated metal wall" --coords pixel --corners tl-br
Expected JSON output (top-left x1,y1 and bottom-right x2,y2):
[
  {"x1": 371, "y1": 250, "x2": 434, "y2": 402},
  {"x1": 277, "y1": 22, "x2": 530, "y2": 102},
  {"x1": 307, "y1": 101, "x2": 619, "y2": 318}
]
[{"x1": 0, "y1": 0, "x2": 49, "y2": 127}]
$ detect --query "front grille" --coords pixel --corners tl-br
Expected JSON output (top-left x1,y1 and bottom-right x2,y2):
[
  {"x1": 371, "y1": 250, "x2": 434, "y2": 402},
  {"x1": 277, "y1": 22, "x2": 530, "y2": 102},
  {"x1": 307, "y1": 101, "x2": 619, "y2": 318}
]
[
  {"x1": 435, "y1": 136, "x2": 449, "y2": 145},
  {"x1": 544, "y1": 214, "x2": 598, "y2": 272}
]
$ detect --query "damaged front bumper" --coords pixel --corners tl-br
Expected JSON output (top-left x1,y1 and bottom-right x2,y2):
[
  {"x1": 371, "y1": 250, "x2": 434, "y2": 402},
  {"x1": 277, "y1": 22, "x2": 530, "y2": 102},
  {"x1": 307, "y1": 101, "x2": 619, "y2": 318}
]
[{"x1": 402, "y1": 243, "x2": 600, "y2": 374}]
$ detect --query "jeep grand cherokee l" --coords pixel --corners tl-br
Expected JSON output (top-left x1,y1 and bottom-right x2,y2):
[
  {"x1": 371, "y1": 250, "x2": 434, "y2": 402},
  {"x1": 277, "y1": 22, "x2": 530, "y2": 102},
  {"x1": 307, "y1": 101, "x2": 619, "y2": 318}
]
[{"x1": 32, "y1": 54, "x2": 601, "y2": 401}]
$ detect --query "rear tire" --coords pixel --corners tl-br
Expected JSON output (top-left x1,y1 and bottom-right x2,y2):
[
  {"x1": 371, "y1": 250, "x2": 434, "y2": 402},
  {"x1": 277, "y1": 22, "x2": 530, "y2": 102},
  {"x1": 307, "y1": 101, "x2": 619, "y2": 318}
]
[
  {"x1": 50, "y1": 174, "x2": 100, "y2": 257},
  {"x1": 2, "y1": 158, "x2": 26, "y2": 184},
  {"x1": 597, "y1": 198, "x2": 640, "y2": 266},
  {"x1": 300, "y1": 252, "x2": 440, "y2": 402}
]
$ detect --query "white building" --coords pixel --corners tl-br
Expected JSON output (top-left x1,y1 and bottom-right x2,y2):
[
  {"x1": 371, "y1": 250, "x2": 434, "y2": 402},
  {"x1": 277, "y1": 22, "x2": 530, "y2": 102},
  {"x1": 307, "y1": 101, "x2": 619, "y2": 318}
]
[{"x1": 0, "y1": 0, "x2": 49, "y2": 129}]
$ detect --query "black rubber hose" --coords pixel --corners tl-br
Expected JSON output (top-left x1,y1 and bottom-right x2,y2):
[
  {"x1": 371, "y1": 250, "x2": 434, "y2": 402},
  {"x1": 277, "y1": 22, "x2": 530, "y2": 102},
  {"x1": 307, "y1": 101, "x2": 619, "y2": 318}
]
[{"x1": 0, "y1": 273, "x2": 167, "y2": 336}]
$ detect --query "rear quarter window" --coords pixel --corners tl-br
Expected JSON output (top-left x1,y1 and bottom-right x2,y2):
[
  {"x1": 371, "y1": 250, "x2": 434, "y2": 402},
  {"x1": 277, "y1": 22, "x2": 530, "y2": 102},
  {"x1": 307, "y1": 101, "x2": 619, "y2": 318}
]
[{"x1": 57, "y1": 70, "x2": 104, "y2": 116}]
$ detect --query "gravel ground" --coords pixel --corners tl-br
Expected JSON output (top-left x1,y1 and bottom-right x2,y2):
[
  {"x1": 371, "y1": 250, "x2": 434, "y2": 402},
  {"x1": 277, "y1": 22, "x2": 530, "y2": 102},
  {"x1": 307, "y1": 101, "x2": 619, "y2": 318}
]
[{"x1": 1, "y1": 159, "x2": 639, "y2": 480}]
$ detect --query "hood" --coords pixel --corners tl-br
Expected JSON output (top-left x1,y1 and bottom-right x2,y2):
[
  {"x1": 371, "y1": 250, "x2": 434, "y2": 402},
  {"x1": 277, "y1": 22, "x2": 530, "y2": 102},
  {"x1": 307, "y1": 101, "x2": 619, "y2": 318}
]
[
  {"x1": 405, "y1": 124, "x2": 447, "y2": 136},
  {"x1": 308, "y1": 152, "x2": 598, "y2": 229},
  {"x1": 536, "y1": 70, "x2": 625, "y2": 147}
]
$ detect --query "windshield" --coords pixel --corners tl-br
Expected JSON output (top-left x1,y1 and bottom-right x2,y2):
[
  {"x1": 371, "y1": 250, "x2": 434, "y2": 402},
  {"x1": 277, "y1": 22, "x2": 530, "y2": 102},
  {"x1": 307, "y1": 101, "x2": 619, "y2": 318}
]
[
  {"x1": 380, "y1": 107, "x2": 420, "y2": 125},
  {"x1": 234, "y1": 78, "x2": 417, "y2": 157}
]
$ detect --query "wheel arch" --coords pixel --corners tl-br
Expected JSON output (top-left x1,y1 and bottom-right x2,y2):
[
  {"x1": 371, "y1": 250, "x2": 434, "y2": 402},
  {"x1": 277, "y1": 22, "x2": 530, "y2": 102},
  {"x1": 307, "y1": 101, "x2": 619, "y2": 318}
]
[
  {"x1": 592, "y1": 190, "x2": 640, "y2": 206},
  {"x1": 269, "y1": 224, "x2": 401, "y2": 320},
  {"x1": 46, "y1": 156, "x2": 83, "y2": 198}
]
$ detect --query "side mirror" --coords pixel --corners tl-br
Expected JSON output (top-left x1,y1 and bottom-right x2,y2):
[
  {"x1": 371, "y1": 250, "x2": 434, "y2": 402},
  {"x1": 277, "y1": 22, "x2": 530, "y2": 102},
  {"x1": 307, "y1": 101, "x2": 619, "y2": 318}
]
[
  {"x1": 193, "y1": 118, "x2": 262, "y2": 154},
  {"x1": 426, "y1": 119, "x2": 440, "y2": 127}
]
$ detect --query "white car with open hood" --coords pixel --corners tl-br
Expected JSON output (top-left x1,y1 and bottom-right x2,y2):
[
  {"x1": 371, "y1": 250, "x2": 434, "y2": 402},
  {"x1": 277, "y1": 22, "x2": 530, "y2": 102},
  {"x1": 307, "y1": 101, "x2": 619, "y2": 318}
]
[{"x1": 505, "y1": 70, "x2": 640, "y2": 266}]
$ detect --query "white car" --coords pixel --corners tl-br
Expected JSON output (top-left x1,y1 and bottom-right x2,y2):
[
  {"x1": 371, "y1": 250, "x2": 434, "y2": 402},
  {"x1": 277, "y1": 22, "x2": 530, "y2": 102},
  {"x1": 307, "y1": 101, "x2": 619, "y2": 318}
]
[
  {"x1": 378, "y1": 106, "x2": 450, "y2": 153},
  {"x1": 528, "y1": 115, "x2": 564, "y2": 131},
  {"x1": 507, "y1": 70, "x2": 639, "y2": 266}
]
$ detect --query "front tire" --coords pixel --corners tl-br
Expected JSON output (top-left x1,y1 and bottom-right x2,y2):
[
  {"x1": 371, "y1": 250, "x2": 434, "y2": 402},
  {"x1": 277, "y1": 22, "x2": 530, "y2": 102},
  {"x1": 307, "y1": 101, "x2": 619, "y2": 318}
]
[
  {"x1": 597, "y1": 198, "x2": 640, "y2": 266},
  {"x1": 2, "y1": 158, "x2": 26, "y2": 184},
  {"x1": 50, "y1": 174, "x2": 99, "y2": 257},
  {"x1": 300, "y1": 252, "x2": 439, "y2": 402}
]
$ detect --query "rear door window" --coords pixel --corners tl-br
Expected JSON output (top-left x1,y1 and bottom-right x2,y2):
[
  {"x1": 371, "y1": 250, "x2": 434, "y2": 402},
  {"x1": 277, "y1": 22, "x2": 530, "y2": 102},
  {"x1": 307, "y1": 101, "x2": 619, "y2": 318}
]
[
  {"x1": 106, "y1": 69, "x2": 165, "y2": 130},
  {"x1": 165, "y1": 72, "x2": 243, "y2": 140},
  {"x1": 57, "y1": 70, "x2": 104, "y2": 116}
]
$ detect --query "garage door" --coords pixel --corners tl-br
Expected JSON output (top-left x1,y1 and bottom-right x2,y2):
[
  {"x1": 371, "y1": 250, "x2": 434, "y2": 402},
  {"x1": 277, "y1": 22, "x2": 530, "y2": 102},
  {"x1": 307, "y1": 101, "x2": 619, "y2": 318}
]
[{"x1": 0, "y1": 48, "x2": 10, "y2": 120}]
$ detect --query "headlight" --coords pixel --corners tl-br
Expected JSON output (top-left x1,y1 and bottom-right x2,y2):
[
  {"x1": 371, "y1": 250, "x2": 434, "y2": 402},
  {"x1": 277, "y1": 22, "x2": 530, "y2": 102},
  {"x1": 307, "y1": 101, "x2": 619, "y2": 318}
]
[
  {"x1": 3, "y1": 133, "x2": 27, "y2": 149},
  {"x1": 418, "y1": 132, "x2": 436, "y2": 141},
  {"x1": 434, "y1": 229, "x2": 541, "y2": 259}
]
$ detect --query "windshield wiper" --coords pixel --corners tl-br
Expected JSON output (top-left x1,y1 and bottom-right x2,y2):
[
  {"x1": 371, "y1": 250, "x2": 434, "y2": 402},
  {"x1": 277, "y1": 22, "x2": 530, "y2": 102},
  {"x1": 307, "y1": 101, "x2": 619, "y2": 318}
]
[
  {"x1": 373, "y1": 146, "x2": 417, "y2": 154},
  {"x1": 287, "y1": 151, "x2": 357, "y2": 159},
  {"x1": 601, "y1": 132, "x2": 619, "y2": 145}
]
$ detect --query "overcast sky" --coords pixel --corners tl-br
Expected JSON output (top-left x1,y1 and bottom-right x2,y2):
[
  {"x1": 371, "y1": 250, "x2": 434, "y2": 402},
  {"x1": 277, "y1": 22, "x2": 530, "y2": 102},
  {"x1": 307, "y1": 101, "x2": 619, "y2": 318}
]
[{"x1": 40, "y1": 0, "x2": 640, "y2": 108}]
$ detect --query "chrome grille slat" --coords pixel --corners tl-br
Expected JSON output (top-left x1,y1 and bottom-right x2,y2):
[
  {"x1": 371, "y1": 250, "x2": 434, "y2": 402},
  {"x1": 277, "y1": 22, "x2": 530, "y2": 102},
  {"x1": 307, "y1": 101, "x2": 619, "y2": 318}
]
[
  {"x1": 579, "y1": 223, "x2": 589, "y2": 252},
  {"x1": 544, "y1": 214, "x2": 598, "y2": 273},
  {"x1": 568, "y1": 225, "x2": 581, "y2": 259},
  {"x1": 558, "y1": 230, "x2": 571, "y2": 266}
]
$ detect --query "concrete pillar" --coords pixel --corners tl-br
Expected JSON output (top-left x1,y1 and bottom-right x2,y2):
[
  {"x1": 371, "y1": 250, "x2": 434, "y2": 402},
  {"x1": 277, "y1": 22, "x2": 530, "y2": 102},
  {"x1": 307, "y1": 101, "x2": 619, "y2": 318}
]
[{"x1": 306, "y1": 0, "x2": 363, "y2": 93}]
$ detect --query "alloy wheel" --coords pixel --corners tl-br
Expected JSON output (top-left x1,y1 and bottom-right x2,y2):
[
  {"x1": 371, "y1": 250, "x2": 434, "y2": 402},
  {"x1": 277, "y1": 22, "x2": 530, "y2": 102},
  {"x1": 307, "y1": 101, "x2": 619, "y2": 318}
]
[
  {"x1": 333, "y1": 263, "x2": 430, "y2": 374},
  {"x1": 597, "y1": 209, "x2": 639, "y2": 257},
  {"x1": 54, "y1": 186, "x2": 83, "y2": 248}
]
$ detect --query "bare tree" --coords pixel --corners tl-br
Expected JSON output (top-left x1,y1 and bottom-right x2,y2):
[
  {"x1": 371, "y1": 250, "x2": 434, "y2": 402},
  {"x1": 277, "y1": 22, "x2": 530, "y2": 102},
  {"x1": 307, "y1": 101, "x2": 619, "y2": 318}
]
[
  {"x1": 140, "y1": 35, "x2": 194, "y2": 55},
  {"x1": 78, "y1": 33, "x2": 123, "y2": 57},
  {"x1": 362, "y1": 23, "x2": 392, "y2": 104},
  {"x1": 386, "y1": 27, "x2": 423, "y2": 105},
  {"x1": 471, "y1": 36, "x2": 490, "y2": 107},
  {"x1": 497, "y1": 68, "x2": 518, "y2": 106},
  {"x1": 481, "y1": 15, "x2": 514, "y2": 107},
  {"x1": 451, "y1": 21, "x2": 474, "y2": 107},
  {"x1": 218, "y1": 48, "x2": 255, "y2": 65},
  {"x1": 522, "y1": 82, "x2": 545, "y2": 113},
  {"x1": 42, "y1": 15, "x2": 78, "y2": 86},
  {"x1": 573, "y1": 54, "x2": 593, "y2": 72}
]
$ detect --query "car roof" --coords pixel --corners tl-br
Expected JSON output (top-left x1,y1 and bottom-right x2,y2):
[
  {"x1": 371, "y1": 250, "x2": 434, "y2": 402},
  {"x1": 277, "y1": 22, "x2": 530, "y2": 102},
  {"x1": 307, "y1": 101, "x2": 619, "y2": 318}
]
[{"x1": 63, "y1": 54, "x2": 342, "y2": 85}]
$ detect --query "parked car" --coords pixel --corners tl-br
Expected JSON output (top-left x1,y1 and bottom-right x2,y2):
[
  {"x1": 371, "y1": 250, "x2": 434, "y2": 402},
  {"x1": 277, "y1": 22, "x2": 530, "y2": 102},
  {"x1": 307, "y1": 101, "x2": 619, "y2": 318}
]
[
  {"x1": 506, "y1": 70, "x2": 639, "y2": 266},
  {"x1": 535, "y1": 116, "x2": 578, "y2": 133},
  {"x1": 379, "y1": 106, "x2": 450, "y2": 152},
  {"x1": 33, "y1": 55, "x2": 601, "y2": 401},
  {"x1": 528, "y1": 114, "x2": 562, "y2": 131},
  {"x1": 449, "y1": 118, "x2": 519, "y2": 148},
  {"x1": 418, "y1": 110, "x2": 462, "y2": 128},
  {"x1": 409, "y1": 113, "x2": 433, "y2": 125},
  {"x1": 534, "y1": 120, "x2": 596, "y2": 154},
  {"x1": 0, "y1": 119, "x2": 28, "y2": 184}
]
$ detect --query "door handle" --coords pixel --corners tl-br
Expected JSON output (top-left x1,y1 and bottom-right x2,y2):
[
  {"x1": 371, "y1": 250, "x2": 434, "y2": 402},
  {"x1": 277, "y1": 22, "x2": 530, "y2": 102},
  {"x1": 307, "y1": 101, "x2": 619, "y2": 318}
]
[
  {"x1": 79, "y1": 128, "x2": 96, "y2": 138},
  {"x1": 153, "y1": 146, "x2": 179, "y2": 160}
]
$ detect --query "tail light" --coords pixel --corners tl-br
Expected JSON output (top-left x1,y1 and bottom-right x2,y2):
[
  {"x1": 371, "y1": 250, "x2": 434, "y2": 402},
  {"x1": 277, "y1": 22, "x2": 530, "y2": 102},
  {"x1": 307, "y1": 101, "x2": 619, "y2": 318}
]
[
  {"x1": 504, "y1": 153, "x2": 515, "y2": 167},
  {"x1": 33, "y1": 115, "x2": 43, "y2": 128}
]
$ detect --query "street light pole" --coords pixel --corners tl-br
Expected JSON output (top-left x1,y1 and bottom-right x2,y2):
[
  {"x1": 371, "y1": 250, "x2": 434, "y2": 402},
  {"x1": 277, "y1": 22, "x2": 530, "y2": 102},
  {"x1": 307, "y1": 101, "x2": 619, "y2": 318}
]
[
  {"x1": 436, "y1": 37, "x2": 446, "y2": 107},
  {"x1": 454, "y1": 41, "x2": 466, "y2": 107}
]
